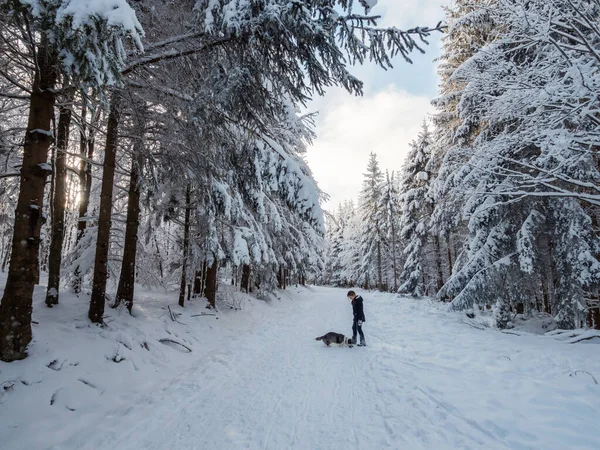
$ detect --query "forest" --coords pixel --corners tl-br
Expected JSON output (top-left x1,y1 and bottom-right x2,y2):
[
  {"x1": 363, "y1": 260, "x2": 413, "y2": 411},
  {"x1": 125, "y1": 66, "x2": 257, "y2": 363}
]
[
  {"x1": 1, "y1": 0, "x2": 600, "y2": 369},
  {"x1": 0, "y1": 0, "x2": 443, "y2": 362},
  {"x1": 323, "y1": 0, "x2": 600, "y2": 331}
]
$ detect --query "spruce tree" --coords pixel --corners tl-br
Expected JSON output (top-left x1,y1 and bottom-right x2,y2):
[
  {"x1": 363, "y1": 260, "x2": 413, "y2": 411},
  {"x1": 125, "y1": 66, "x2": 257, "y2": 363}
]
[
  {"x1": 358, "y1": 153, "x2": 384, "y2": 290},
  {"x1": 398, "y1": 122, "x2": 434, "y2": 296}
]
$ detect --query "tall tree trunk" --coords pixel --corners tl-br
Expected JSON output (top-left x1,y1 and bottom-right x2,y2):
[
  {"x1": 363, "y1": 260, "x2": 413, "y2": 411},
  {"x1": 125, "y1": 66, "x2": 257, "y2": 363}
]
[
  {"x1": 587, "y1": 297, "x2": 600, "y2": 330},
  {"x1": 114, "y1": 103, "x2": 146, "y2": 313},
  {"x1": 193, "y1": 271, "x2": 201, "y2": 296},
  {"x1": 241, "y1": 264, "x2": 250, "y2": 293},
  {"x1": 77, "y1": 102, "x2": 88, "y2": 239},
  {"x1": 77, "y1": 102, "x2": 98, "y2": 241},
  {"x1": 194, "y1": 261, "x2": 206, "y2": 297},
  {"x1": 539, "y1": 232, "x2": 555, "y2": 315},
  {"x1": 377, "y1": 240, "x2": 382, "y2": 291},
  {"x1": 0, "y1": 40, "x2": 57, "y2": 361},
  {"x1": 446, "y1": 244, "x2": 453, "y2": 276},
  {"x1": 204, "y1": 258, "x2": 217, "y2": 309},
  {"x1": 446, "y1": 234, "x2": 454, "y2": 298},
  {"x1": 72, "y1": 101, "x2": 97, "y2": 294},
  {"x1": 88, "y1": 94, "x2": 121, "y2": 324},
  {"x1": 200, "y1": 260, "x2": 207, "y2": 297},
  {"x1": 45, "y1": 92, "x2": 74, "y2": 307},
  {"x1": 154, "y1": 235, "x2": 164, "y2": 281},
  {"x1": 277, "y1": 266, "x2": 283, "y2": 289},
  {"x1": 433, "y1": 235, "x2": 444, "y2": 293},
  {"x1": 178, "y1": 185, "x2": 191, "y2": 307},
  {"x1": 390, "y1": 220, "x2": 398, "y2": 292},
  {"x1": 115, "y1": 152, "x2": 144, "y2": 313}
]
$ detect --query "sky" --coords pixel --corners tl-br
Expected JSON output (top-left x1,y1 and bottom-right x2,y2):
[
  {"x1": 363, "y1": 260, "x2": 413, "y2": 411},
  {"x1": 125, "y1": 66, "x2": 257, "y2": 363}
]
[{"x1": 305, "y1": 0, "x2": 450, "y2": 210}]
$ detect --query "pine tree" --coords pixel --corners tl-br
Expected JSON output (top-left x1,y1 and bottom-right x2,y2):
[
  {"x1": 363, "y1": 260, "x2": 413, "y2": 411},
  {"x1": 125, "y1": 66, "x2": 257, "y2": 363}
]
[
  {"x1": 357, "y1": 153, "x2": 384, "y2": 290},
  {"x1": 325, "y1": 206, "x2": 346, "y2": 287},
  {"x1": 398, "y1": 122, "x2": 434, "y2": 296},
  {"x1": 0, "y1": 0, "x2": 143, "y2": 361},
  {"x1": 377, "y1": 171, "x2": 401, "y2": 291},
  {"x1": 438, "y1": 0, "x2": 600, "y2": 328},
  {"x1": 427, "y1": 0, "x2": 497, "y2": 298}
]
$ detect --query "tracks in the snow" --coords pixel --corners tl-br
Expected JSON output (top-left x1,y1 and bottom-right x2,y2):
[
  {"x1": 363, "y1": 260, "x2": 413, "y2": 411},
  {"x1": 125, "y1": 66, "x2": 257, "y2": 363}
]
[{"x1": 55, "y1": 289, "x2": 519, "y2": 450}]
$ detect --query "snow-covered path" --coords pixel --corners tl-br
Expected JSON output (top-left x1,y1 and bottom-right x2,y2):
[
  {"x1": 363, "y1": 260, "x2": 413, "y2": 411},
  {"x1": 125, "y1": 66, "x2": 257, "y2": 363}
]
[{"x1": 47, "y1": 286, "x2": 600, "y2": 450}]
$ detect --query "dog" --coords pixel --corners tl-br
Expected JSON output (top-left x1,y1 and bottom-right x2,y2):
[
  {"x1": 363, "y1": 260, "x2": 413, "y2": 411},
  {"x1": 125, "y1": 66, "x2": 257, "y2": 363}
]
[{"x1": 315, "y1": 332, "x2": 353, "y2": 348}]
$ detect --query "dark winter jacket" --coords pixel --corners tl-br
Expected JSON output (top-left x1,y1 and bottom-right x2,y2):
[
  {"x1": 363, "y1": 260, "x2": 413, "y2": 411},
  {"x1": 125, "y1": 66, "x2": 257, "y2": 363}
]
[{"x1": 352, "y1": 296, "x2": 366, "y2": 322}]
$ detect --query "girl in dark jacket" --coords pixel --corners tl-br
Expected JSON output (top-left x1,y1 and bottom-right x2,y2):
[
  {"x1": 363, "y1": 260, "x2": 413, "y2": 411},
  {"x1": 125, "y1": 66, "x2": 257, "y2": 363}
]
[{"x1": 347, "y1": 290, "x2": 366, "y2": 346}]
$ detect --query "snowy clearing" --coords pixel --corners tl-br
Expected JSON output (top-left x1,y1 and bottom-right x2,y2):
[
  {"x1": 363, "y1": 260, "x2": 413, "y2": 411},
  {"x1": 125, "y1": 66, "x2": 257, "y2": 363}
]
[{"x1": 1, "y1": 281, "x2": 600, "y2": 450}]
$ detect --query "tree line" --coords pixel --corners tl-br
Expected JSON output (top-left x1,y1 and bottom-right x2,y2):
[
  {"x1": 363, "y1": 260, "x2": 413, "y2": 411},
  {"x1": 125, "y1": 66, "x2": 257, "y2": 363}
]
[{"x1": 324, "y1": 0, "x2": 600, "y2": 331}]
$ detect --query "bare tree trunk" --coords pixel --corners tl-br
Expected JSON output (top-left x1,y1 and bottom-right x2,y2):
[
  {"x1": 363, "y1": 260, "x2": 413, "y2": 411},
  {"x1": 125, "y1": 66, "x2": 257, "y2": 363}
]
[
  {"x1": 193, "y1": 270, "x2": 202, "y2": 297},
  {"x1": 178, "y1": 185, "x2": 191, "y2": 307},
  {"x1": 77, "y1": 102, "x2": 98, "y2": 241},
  {"x1": 390, "y1": 220, "x2": 398, "y2": 292},
  {"x1": 88, "y1": 94, "x2": 121, "y2": 324},
  {"x1": 434, "y1": 235, "x2": 444, "y2": 293},
  {"x1": 115, "y1": 152, "x2": 143, "y2": 313},
  {"x1": 153, "y1": 235, "x2": 164, "y2": 282},
  {"x1": 194, "y1": 261, "x2": 207, "y2": 297},
  {"x1": 45, "y1": 92, "x2": 74, "y2": 307},
  {"x1": 587, "y1": 297, "x2": 600, "y2": 330},
  {"x1": 446, "y1": 234, "x2": 453, "y2": 276},
  {"x1": 72, "y1": 101, "x2": 97, "y2": 294},
  {"x1": 539, "y1": 232, "x2": 555, "y2": 315},
  {"x1": 114, "y1": 102, "x2": 146, "y2": 313},
  {"x1": 377, "y1": 240, "x2": 382, "y2": 291},
  {"x1": 0, "y1": 40, "x2": 57, "y2": 361},
  {"x1": 77, "y1": 102, "x2": 88, "y2": 239},
  {"x1": 241, "y1": 264, "x2": 250, "y2": 293},
  {"x1": 204, "y1": 259, "x2": 217, "y2": 309},
  {"x1": 200, "y1": 260, "x2": 207, "y2": 297},
  {"x1": 277, "y1": 267, "x2": 283, "y2": 289}
]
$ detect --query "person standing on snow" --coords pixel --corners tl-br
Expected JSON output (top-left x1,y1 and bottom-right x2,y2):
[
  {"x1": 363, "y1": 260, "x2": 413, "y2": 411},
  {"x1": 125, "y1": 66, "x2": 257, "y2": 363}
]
[{"x1": 347, "y1": 290, "x2": 366, "y2": 346}]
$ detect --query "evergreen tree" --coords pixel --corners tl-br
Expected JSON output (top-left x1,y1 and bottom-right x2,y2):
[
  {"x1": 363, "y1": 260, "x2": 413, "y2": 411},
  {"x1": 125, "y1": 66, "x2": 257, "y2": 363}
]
[
  {"x1": 438, "y1": 0, "x2": 600, "y2": 328},
  {"x1": 358, "y1": 153, "x2": 384, "y2": 290},
  {"x1": 377, "y1": 170, "x2": 401, "y2": 291},
  {"x1": 0, "y1": 0, "x2": 143, "y2": 361},
  {"x1": 326, "y1": 206, "x2": 346, "y2": 287},
  {"x1": 398, "y1": 122, "x2": 434, "y2": 296},
  {"x1": 339, "y1": 200, "x2": 362, "y2": 287}
]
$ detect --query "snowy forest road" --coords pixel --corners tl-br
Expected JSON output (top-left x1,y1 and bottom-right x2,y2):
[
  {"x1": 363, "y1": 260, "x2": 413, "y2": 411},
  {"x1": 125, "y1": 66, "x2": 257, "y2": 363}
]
[{"x1": 56, "y1": 287, "x2": 600, "y2": 450}]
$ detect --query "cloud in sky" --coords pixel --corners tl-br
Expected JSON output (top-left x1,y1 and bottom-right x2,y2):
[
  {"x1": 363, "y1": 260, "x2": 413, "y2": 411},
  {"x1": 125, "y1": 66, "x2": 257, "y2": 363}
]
[
  {"x1": 305, "y1": 0, "x2": 449, "y2": 210},
  {"x1": 306, "y1": 86, "x2": 435, "y2": 208}
]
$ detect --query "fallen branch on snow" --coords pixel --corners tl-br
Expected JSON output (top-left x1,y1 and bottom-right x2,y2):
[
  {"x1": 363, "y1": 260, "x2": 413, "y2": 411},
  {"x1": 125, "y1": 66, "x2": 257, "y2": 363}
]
[
  {"x1": 167, "y1": 306, "x2": 186, "y2": 324},
  {"x1": 569, "y1": 370, "x2": 598, "y2": 385},
  {"x1": 158, "y1": 338, "x2": 192, "y2": 353}
]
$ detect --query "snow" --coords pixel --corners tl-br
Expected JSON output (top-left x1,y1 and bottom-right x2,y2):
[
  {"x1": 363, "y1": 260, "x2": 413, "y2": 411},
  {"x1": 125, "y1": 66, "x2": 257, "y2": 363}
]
[
  {"x1": 30, "y1": 129, "x2": 53, "y2": 137},
  {"x1": 37, "y1": 163, "x2": 52, "y2": 171},
  {"x1": 1, "y1": 277, "x2": 600, "y2": 450},
  {"x1": 56, "y1": 0, "x2": 142, "y2": 35},
  {"x1": 415, "y1": 171, "x2": 428, "y2": 181}
]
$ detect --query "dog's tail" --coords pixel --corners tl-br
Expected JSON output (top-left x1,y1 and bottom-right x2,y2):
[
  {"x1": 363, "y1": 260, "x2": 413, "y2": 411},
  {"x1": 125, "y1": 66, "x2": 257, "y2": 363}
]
[{"x1": 315, "y1": 335, "x2": 325, "y2": 341}]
